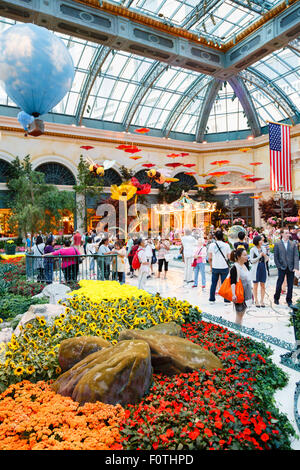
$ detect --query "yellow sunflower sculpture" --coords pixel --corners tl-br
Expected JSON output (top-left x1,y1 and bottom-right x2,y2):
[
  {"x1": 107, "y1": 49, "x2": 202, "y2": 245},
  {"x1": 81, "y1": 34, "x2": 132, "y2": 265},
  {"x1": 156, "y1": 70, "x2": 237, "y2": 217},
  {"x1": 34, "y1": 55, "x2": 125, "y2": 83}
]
[{"x1": 110, "y1": 182, "x2": 137, "y2": 201}]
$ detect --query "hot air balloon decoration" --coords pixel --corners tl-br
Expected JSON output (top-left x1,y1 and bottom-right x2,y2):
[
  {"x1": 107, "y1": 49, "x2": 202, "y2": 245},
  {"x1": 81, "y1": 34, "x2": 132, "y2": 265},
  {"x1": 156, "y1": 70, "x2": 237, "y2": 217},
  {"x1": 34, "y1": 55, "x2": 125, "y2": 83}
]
[{"x1": 0, "y1": 23, "x2": 75, "y2": 137}]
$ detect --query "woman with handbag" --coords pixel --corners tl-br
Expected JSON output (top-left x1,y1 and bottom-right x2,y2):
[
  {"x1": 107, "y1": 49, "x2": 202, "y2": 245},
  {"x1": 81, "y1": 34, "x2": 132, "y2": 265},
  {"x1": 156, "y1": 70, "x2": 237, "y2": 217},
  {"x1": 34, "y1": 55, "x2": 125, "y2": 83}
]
[
  {"x1": 192, "y1": 238, "x2": 207, "y2": 289},
  {"x1": 32, "y1": 235, "x2": 45, "y2": 282},
  {"x1": 230, "y1": 248, "x2": 253, "y2": 325},
  {"x1": 250, "y1": 235, "x2": 269, "y2": 308},
  {"x1": 157, "y1": 239, "x2": 170, "y2": 280}
]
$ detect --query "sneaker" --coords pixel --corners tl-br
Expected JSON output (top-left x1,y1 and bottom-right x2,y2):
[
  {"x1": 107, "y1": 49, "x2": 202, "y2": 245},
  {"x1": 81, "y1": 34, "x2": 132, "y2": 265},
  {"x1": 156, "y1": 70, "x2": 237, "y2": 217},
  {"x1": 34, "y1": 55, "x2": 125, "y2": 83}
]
[
  {"x1": 192, "y1": 285, "x2": 197, "y2": 288},
  {"x1": 130, "y1": 273, "x2": 134, "y2": 278},
  {"x1": 209, "y1": 300, "x2": 215, "y2": 304},
  {"x1": 202, "y1": 285, "x2": 206, "y2": 289},
  {"x1": 274, "y1": 299, "x2": 279, "y2": 305}
]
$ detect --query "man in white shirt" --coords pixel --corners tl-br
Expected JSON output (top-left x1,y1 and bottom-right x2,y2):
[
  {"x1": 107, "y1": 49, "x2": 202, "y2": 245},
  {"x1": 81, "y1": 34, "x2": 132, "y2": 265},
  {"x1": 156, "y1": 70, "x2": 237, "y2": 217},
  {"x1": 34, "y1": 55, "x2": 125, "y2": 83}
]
[
  {"x1": 208, "y1": 230, "x2": 231, "y2": 303},
  {"x1": 137, "y1": 239, "x2": 150, "y2": 290},
  {"x1": 181, "y1": 228, "x2": 197, "y2": 285}
]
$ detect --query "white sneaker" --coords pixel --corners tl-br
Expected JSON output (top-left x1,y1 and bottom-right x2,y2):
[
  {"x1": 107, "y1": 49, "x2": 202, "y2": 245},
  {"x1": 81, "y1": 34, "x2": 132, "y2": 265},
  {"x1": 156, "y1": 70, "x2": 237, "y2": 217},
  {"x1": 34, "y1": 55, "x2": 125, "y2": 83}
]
[{"x1": 209, "y1": 300, "x2": 215, "y2": 304}]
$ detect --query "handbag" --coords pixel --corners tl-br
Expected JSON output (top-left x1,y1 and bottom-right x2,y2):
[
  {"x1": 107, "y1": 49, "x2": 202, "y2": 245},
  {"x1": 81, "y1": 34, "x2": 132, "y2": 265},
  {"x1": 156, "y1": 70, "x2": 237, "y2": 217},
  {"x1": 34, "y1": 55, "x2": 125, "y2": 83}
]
[
  {"x1": 192, "y1": 247, "x2": 203, "y2": 268},
  {"x1": 219, "y1": 266, "x2": 244, "y2": 303},
  {"x1": 73, "y1": 248, "x2": 82, "y2": 264}
]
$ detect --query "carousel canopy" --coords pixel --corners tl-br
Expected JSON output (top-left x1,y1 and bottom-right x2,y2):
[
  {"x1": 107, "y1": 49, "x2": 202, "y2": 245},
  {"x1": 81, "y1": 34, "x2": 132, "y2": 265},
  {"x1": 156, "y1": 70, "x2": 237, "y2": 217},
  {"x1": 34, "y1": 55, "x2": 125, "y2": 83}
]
[{"x1": 154, "y1": 191, "x2": 216, "y2": 214}]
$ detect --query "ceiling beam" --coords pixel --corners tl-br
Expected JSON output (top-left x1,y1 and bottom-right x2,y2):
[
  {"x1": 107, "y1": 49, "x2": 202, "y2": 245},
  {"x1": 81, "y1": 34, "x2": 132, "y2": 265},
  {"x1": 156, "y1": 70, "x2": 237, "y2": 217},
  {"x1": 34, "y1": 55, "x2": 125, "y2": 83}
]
[
  {"x1": 0, "y1": 0, "x2": 299, "y2": 79},
  {"x1": 195, "y1": 78, "x2": 222, "y2": 142},
  {"x1": 228, "y1": 75, "x2": 261, "y2": 137}
]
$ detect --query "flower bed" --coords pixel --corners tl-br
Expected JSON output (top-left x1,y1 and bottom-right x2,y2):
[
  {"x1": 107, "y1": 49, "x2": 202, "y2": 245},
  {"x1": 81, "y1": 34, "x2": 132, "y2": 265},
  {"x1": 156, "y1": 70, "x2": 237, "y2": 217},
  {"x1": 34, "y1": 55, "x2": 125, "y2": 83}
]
[
  {"x1": 121, "y1": 321, "x2": 294, "y2": 450},
  {"x1": 0, "y1": 380, "x2": 124, "y2": 450},
  {"x1": 0, "y1": 293, "x2": 201, "y2": 391},
  {"x1": 68, "y1": 280, "x2": 152, "y2": 303}
]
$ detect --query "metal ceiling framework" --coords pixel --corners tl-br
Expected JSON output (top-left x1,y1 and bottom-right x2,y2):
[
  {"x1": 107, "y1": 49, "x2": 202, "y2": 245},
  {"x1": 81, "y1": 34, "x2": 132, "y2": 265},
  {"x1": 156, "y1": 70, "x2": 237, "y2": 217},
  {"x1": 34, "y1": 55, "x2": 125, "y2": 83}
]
[{"x1": 0, "y1": 0, "x2": 299, "y2": 141}]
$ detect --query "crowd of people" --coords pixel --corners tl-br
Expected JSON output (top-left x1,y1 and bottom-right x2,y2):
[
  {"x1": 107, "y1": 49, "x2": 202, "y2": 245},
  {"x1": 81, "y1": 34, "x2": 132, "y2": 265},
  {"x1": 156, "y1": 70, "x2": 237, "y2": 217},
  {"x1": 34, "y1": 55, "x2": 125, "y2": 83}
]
[{"x1": 25, "y1": 223, "x2": 300, "y2": 325}]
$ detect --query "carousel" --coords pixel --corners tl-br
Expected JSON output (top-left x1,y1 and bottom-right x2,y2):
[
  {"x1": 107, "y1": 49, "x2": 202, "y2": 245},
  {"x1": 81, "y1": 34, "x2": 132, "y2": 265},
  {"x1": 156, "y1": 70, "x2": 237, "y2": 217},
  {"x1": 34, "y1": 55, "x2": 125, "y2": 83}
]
[{"x1": 153, "y1": 191, "x2": 216, "y2": 237}]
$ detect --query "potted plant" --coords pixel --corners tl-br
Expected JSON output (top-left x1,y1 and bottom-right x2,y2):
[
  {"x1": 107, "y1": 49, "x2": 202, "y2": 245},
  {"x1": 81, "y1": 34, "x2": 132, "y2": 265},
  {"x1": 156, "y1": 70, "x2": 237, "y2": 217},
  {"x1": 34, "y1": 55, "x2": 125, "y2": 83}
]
[{"x1": 5, "y1": 239, "x2": 16, "y2": 255}]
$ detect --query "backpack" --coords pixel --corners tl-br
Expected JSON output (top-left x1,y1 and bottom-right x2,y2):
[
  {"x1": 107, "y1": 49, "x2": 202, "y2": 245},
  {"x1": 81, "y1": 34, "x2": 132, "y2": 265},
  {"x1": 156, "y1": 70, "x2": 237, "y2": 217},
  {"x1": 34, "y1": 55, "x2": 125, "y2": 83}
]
[{"x1": 132, "y1": 248, "x2": 142, "y2": 270}]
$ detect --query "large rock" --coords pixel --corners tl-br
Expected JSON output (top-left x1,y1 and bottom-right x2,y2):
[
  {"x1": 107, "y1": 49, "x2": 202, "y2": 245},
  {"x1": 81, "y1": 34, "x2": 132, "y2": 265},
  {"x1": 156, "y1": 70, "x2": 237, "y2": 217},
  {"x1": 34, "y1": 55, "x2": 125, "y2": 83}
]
[
  {"x1": 14, "y1": 304, "x2": 66, "y2": 337},
  {"x1": 59, "y1": 336, "x2": 110, "y2": 372},
  {"x1": 138, "y1": 321, "x2": 182, "y2": 337},
  {"x1": 118, "y1": 329, "x2": 223, "y2": 375},
  {"x1": 0, "y1": 327, "x2": 13, "y2": 344},
  {"x1": 33, "y1": 283, "x2": 71, "y2": 304},
  {"x1": 52, "y1": 340, "x2": 152, "y2": 406}
]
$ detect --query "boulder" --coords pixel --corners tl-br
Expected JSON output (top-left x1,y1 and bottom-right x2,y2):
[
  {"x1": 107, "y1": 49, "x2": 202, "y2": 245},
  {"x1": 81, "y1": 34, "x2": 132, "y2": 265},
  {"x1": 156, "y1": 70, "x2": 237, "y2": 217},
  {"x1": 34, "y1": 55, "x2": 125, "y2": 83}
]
[
  {"x1": 33, "y1": 283, "x2": 71, "y2": 304},
  {"x1": 140, "y1": 321, "x2": 182, "y2": 337},
  {"x1": 118, "y1": 329, "x2": 222, "y2": 375},
  {"x1": 52, "y1": 340, "x2": 152, "y2": 406},
  {"x1": 58, "y1": 336, "x2": 110, "y2": 372},
  {"x1": 0, "y1": 327, "x2": 13, "y2": 344},
  {"x1": 14, "y1": 304, "x2": 66, "y2": 337}
]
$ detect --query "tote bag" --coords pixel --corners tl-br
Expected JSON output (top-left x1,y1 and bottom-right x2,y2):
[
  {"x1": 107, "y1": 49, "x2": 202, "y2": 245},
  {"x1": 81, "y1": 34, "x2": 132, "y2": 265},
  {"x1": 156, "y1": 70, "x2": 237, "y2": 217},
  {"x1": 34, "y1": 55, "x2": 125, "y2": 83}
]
[{"x1": 218, "y1": 267, "x2": 244, "y2": 303}]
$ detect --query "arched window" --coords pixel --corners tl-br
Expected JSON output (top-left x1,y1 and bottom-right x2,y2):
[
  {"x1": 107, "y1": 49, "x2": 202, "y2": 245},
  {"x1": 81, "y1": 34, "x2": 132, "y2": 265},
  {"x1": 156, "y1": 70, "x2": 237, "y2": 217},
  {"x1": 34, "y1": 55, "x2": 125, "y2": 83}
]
[
  {"x1": 35, "y1": 162, "x2": 76, "y2": 186},
  {"x1": 103, "y1": 168, "x2": 122, "y2": 187},
  {"x1": 134, "y1": 169, "x2": 161, "y2": 189},
  {"x1": 172, "y1": 172, "x2": 197, "y2": 187},
  {"x1": 0, "y1": 159, "x2": 13, "y2": 183}
]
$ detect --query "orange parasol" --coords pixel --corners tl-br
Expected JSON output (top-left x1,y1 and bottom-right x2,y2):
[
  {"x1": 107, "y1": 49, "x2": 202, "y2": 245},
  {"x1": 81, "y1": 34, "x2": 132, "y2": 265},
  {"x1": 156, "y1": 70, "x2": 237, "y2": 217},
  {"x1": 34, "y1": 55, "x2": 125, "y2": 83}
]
[
  {"x1": 250, "y1": 162, "x2": 262, "y2": 166},
  {"x1": 250, "y1": 195, "x2": 262, "y2": 199},
  {"x1": 130, "y1": 156, "x2": 142, "y2": 161},
  {"x1": 198, "y1": 173, "x2": 208, "y2": 177},
  {"x1": 184, "y1": 172, "x2": 197, "y2": 175},
  {"x1": 166, "y1": 153, "x2": 181, "y2": 158},
  {"x1": 208, "y1": 171, "x2": 230, "y2": 177},
  {"x1": 239, "y1": 148, "x2": 251, "y2": 153},
  {"x1": 165, "y1": 177, "x2": 179, "y2": 183},
  {"x1": 135, "y1": 127, "x2": 150, "y2": 134},
  {"x1": 241, "y1": 174, "x2": 255, "y2": 178},
  {"x1": 195, "y1": 184, "x2": 215, "y2": 188},
  {"x1": 210, "y1": 160, "x2": 230, "y2": 167}
]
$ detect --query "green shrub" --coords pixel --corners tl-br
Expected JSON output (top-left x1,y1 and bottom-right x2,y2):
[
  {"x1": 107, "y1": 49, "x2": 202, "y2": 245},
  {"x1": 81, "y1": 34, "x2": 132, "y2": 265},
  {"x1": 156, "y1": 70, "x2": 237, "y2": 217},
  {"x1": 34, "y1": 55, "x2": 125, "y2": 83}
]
[{"x1": 0, "y1": 294, "x2": 48, "y2": 320}]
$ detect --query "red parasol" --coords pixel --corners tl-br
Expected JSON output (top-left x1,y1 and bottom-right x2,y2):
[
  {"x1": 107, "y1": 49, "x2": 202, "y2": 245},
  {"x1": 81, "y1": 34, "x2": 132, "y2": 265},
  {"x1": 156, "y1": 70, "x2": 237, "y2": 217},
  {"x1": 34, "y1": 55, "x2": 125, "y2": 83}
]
[
  {"x1": 220, "y1": 181, "x2": 231, "y2": 185},
  {"x1": 231, "y1": 190, "x2": 243, "y2": 194},
  {"x1": 116, "y1": 144, "x2": 131, "y2": 150},
  {"x1": 165, "y1": 162, "x2": 182, "y2": 168},
  {"x1": 135, "y1": 127, "x2": 150, "y2": 134},
  {"x1": 166, "y1": 153, "x2": 181, "y2": 158},
  {"x1": 184, "y1": 172, "x2": 197, "y2": 175},
  {"x1": 250, "y1": 162, "x2": 262, "y2": 166},
  {"x1": 80, "y1": 145, "x2": 94, "y2": 151},
  {"x1": 245, "y1": 177, "x2": 264, "y2": 183},
  {"x1": 142, "y1": 163, "x2": 155, "y2": 168},
  {"x1": 183, "y1": 164, "x2": 196, "y2": 168},
  {"x1": 241, "y1": 174, "x2": 255, "y2": 178},
  {"x1": 124, "y1": 147, "x2": 142, "y2": 154},
  {"x1": 179, "y1": 152, "x2": 189, "y2": 157}
]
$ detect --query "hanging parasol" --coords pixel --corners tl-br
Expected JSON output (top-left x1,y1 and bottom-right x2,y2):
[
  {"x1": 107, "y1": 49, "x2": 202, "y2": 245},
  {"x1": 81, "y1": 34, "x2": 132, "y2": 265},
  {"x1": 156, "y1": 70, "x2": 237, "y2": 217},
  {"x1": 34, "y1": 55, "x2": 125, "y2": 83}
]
[
  {"x1": 210, "y1": 160, "x2": 230, "y2": 167},
  {"x1": 250, "y1": 162, "x2": 262, "y2": 166},
  {"x1": 220, "y1": 181, "x2": 231, "y2": 185},
  {"x1": 239, "y1": 148, "x2": 251, "y2": 153},
  {"x1": 165, "y1": 162, "x2": 182, "y2": 168},
  {"x1": 165, "y1": 177, "x2": 179, "y2": 183},
  {"x1": 198, "y1": 173, "x2": 208, "y2": 177},
  {"x1": 135, "y1": 127, "x2": 150, "y2": 134},
  {"x1": 116, "y1": 144, "x2": 131, "y2": 150},
  {"x1": 183, "y1": 164, "x2": 196, "y2": 168},
  {"x1": 208, "y1": 171, "x2": 230, "y2": 177},
  {"x1": 184, "y1": 172, "x2": 197, "y2": 175},
  {"x1": 179, "y1": 152, "x2": 189, "y2": 157},
  {"x1": 241, "y1": 174, "x2": 255, "y2": 178},
  {"x1": 142, "y1": 163, "x2": 155, "y2": 168},
  {"x1": 250, "y1": 195, "x2": 262, "y2": 199},
  {"x1": 130, "y1": 156, "x2": 143, "y2": 161},
  {"x1": 124, "y1": 146, "x2": 141, "y2": 153},
  {"x1": 245, "y1": 177, "x2": 264, "y2": 183},
  {"x1": 166, "y1": 153, "x2": 181, "y2": 158},
  {"x1": 80, "y1": 145, "x2": 94, "y2": 151},
  {"x1": 231, "y1": 190, "x2": 243, "y2": 194}
]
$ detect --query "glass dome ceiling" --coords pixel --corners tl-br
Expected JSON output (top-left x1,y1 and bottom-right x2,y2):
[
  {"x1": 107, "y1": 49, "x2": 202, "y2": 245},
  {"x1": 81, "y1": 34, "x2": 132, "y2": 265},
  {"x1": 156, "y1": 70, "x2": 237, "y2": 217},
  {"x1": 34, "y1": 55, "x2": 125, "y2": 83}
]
[{"x1": 0, "y1": 10, "x2": 299, "y2": 142}]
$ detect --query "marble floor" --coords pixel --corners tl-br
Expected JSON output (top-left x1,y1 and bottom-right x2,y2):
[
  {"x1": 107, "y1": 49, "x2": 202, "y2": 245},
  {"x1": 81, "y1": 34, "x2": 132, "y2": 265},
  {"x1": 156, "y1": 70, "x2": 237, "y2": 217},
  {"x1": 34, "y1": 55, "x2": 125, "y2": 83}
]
[{"x1": 126, "y1": 261, "x2": 300, "y2": 449}]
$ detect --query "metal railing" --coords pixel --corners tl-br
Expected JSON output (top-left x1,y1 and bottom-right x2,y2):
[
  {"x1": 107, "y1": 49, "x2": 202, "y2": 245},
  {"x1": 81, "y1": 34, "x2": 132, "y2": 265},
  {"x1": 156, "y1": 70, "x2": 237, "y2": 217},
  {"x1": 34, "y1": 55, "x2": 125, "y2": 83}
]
[{"x1": 25, "y1": 254, "x2": 118, "y2": 284}]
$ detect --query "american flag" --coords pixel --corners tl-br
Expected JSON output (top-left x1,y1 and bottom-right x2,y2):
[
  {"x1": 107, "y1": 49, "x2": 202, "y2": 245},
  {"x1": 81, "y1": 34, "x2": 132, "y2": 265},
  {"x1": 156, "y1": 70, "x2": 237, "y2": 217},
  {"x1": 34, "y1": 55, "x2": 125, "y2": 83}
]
[{"x1": 269, "y1": 122, "x2": 291, "y2": 191}]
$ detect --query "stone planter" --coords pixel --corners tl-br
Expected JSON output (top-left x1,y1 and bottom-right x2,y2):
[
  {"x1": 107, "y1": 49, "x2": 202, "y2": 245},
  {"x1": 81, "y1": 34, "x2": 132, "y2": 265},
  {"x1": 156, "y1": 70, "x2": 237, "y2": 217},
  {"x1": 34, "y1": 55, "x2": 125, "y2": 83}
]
[{"x1": 5, "y1": 244, "x2": 16, "y2": 255}]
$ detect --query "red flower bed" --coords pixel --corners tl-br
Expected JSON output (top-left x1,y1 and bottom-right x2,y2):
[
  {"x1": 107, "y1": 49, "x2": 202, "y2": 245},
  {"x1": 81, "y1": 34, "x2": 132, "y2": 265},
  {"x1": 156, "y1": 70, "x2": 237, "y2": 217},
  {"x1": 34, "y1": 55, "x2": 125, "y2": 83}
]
[{"x1": 121, "y1": 321, "x2": 294, "y2": 450}]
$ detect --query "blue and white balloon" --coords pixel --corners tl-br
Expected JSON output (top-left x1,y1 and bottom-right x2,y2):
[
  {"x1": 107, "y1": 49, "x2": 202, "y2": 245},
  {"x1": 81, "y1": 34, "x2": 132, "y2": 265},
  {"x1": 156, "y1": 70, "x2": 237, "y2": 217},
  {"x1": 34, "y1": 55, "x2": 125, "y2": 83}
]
[{"x1": 0, "y1": 23, "x2": 74, "y2": 118}]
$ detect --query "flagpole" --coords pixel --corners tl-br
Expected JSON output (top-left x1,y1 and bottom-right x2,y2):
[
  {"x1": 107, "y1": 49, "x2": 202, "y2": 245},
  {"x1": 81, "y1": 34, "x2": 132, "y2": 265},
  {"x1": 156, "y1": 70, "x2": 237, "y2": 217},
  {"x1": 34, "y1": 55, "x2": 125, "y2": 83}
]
[{"x1": 266, "y1": 120, "x2": 293, "y2": 128}]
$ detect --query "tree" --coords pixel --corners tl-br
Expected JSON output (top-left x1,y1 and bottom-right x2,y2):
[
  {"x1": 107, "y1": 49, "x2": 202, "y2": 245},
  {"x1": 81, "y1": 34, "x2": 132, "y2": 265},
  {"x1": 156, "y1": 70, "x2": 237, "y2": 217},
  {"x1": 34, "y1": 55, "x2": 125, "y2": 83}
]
[
  {"x1": 73, "y1": 155, "x2": 104, "y2": 231},
  {"x1": 7, "y1": 155, "x2": 75, "y2": 245},
  {"x1": 259, "y1": 196, "x2": 298, "y2": 224}
]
